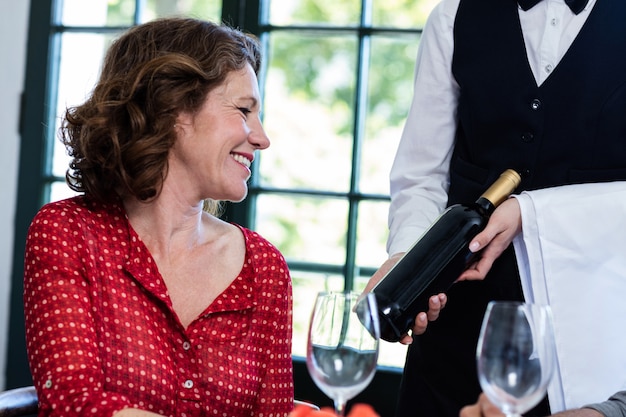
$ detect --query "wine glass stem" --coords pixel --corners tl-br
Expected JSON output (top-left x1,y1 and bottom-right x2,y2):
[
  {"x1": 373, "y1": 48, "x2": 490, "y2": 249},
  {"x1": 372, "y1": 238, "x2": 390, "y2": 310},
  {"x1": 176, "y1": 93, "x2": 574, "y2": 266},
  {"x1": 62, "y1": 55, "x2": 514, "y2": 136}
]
[{"x1": 334, "y1": 400, "x2": 347, "y2": 417}]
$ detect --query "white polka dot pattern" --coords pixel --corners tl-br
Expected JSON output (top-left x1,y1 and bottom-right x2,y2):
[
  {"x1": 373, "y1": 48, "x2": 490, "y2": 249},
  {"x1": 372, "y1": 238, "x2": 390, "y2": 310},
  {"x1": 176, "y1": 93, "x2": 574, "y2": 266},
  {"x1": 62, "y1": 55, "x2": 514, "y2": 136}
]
[{"x1": 24, "y1": 197, "x2": 294, "y2": 417}]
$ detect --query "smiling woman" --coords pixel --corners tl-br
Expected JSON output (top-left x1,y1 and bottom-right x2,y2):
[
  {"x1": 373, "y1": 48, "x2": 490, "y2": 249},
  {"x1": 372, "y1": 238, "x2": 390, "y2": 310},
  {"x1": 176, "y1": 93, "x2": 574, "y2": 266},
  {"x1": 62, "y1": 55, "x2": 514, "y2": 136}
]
[
  {"x1": 23, "y1": 17, "x2": 294, "y2": 417},
  {"x1": 11, "y1": 4, "x2": 442, "y2": 406}
]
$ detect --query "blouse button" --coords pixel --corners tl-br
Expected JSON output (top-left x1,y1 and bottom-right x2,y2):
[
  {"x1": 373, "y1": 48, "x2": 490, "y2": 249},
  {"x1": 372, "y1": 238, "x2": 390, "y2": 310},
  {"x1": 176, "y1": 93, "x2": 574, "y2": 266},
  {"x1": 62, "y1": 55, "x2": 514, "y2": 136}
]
[
  {"x1": 182, "y1": 341, "x2": 191, "y2": 350},
  {"x1": 44, "y1": 379, "x2": 52, "y2": 388},
  {"x1": 183, "y1": 380, "x2": 194, "y2": 389}
]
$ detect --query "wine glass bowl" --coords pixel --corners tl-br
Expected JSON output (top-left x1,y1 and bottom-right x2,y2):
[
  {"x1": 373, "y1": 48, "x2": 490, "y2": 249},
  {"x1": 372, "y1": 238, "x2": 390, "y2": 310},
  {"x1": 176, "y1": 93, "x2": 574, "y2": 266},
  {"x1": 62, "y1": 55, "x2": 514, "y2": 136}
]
[
  {"x1": 306, "y1": 291, "x2": 380, "y2": 416},
  {"x1": 476, "y1": 301, "x2": 556, "y2": 417}
]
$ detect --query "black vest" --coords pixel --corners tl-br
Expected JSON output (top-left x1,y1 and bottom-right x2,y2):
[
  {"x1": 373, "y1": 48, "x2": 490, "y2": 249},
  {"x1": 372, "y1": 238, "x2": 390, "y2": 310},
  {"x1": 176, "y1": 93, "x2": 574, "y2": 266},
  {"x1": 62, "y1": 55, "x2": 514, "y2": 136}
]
[
  {"x1": 448, "y1": 0, "x2": 626, "y2": 206},
  {"x1": 396, "y1": 2, "x2": 626, "y2": 416}
]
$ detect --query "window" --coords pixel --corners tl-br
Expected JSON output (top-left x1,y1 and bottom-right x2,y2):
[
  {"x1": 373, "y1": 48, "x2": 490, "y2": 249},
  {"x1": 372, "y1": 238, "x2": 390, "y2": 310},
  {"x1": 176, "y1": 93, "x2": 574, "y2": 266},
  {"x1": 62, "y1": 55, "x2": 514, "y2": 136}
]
[{"x1": 13, "y1": 0, "x2": 438, "y2": 373}]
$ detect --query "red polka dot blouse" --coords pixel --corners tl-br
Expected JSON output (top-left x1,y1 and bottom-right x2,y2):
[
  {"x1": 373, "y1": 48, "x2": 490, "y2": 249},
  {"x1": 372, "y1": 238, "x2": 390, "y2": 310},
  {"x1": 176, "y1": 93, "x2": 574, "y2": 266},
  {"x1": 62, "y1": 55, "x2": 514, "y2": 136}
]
[{"x1": 23, "y1": 197, "x2": 294, "y2": 417}]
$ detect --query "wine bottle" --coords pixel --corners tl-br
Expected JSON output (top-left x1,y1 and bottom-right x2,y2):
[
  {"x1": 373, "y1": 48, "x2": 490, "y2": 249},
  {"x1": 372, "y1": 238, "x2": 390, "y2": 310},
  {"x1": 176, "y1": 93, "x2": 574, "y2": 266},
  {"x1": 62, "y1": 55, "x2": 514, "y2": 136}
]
[{"x1": 368, "y1": 169, "x2": 521, "y2": 342}]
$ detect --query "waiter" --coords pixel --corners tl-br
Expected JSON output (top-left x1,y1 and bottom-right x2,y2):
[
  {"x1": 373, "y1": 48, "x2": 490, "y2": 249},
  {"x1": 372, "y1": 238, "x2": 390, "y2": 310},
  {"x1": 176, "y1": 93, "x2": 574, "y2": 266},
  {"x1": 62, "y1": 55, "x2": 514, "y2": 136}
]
[{"x1": 365, "y1": 0, "x2": 626, "y2": 416}]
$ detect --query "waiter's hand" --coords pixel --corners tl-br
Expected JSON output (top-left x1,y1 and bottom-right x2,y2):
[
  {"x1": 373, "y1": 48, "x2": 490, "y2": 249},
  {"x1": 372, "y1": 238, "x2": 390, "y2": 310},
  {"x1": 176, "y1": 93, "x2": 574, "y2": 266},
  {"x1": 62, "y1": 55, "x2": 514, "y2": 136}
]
[
  {"x1": 363, "y1": 252, "x2": 405, "y2": 293},
  {"x1": 364, "y1": 253, "x2": 447, "y2": 344},
  {"x1": 458, "y1": 198, "x2": 522, "y2": 281},
  {"x1": 400, "y1": 293, "x2": 447, "y2": 344}
]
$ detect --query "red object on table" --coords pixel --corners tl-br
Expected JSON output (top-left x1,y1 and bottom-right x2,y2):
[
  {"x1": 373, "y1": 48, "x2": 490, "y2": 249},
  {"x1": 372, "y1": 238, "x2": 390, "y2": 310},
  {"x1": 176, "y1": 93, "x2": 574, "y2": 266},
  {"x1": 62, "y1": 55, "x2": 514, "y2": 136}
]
[{"x1": 289, "y1": 403, "x2": 380, "y2": 417}]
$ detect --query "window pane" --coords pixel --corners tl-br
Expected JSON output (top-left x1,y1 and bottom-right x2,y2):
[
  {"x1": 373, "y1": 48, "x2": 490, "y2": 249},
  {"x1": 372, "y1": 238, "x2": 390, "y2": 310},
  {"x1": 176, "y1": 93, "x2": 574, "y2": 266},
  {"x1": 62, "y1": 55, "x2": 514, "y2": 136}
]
[
  {"x1": 52, "y1": 139, "x2": 70, "y2": 179},
  {"x1": 268, "y1": 0, "x2": 361, "y2": 26},
  {"x1": 356, "y1": 200, "x2": 390, "y2": 269},
  {"x1": 261, "y1": 32, "x2": 356, "y2": 192},
  {"x1": 60, "y1": 0, "x2": 222, "y2": 28},
  {"x1": 255, "y1": 194, "x2": 348, "y2": 265},
  {"x1": 49, "y1": 181, "x2": 79, "y2": 203},
  {"x1": 378, "y1": 335, "x2": 408, "y2": 367},
  {"x1": 291, "y1": 271, "x2": 346, "y2": 358},
  {"x1": 372, "y1": 0, "x2": 439, "y2": 28},
  {"x1": 143, "y1": 0, "x2": 221, "y2": 21},
  {"x1": 360, "y1": 34, "x2": 419, "y2": 194},
  {"x1": 52, "y1": 32, "x2": 116, "y2": 178},
  {"x1": 60, "y1": 0, "x2": 136, "y2": 26}
]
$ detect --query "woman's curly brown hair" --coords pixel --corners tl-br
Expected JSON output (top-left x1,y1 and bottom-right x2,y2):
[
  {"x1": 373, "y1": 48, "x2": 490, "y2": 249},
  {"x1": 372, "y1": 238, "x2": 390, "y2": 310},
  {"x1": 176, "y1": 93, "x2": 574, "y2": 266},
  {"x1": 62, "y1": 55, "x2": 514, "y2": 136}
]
[{"x1": 61, "y1": 18, "x2": 261, "y2": 203}]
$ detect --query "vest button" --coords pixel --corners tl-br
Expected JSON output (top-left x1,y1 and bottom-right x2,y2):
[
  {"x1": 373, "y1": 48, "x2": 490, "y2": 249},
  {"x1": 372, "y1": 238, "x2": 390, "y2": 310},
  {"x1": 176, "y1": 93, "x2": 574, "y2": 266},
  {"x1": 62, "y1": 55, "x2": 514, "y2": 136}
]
[
  {"x1": 530, "y1": 99, "x2": 542, "y2": 110},
  {"x1": 521, "y1": 132, "x2": 534, "y2": 143}
]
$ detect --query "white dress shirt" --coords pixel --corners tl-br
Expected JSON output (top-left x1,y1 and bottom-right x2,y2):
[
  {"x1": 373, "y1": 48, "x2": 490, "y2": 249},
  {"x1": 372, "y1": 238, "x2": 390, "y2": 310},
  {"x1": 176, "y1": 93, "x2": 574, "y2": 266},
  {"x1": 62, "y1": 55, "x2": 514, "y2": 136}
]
[{"x1": 387, "y1": 0, "x2": 597, "y2": 255}]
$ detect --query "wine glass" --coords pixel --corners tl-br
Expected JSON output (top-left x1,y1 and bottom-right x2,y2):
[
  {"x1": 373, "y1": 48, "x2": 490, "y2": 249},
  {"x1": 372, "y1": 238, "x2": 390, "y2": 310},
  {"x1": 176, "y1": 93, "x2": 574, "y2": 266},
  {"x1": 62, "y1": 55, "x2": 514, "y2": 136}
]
[
  {"x1": 306, "y1": 291, "x2": 380, "y2": 416},
  {"x1": 476, "y1": 301, "x2": 556, "y2": 417}
]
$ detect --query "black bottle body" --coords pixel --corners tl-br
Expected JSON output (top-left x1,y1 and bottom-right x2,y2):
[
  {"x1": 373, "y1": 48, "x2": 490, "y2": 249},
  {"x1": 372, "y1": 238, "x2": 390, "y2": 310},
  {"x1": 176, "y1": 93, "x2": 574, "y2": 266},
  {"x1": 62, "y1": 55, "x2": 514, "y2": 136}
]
[{"x1": 372, "y1": 199, "x2": 492, "y2": 342}]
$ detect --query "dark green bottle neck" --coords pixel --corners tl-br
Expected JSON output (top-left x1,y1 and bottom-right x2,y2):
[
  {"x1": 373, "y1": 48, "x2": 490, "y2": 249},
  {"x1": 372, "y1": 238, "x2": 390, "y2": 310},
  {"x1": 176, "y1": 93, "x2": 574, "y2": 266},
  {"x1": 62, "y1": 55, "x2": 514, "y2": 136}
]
[{"x1": 475, "y1": 196, "x2": 496, "y2": 216}]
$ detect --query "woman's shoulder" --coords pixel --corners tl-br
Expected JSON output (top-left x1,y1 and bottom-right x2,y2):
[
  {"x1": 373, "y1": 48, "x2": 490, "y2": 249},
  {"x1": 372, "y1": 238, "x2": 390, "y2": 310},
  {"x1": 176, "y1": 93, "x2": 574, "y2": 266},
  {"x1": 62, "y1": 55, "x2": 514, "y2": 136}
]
[
  {"x1": 235, "y1": 225, "x2": 287, "y2": 262},
  {"x1": 236, "y1": 225, "x2": 274, "y2": 247},
  {"x1": 32, "y1": 195, "x2": 125, "y2": 226}
]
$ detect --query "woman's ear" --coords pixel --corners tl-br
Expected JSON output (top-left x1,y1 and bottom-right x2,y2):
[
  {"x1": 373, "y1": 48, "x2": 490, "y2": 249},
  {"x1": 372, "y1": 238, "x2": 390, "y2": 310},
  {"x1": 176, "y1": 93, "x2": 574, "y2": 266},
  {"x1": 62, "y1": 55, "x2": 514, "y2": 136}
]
[{"x1": 174, "y1": 111, "x2": 194, "y2": 134}]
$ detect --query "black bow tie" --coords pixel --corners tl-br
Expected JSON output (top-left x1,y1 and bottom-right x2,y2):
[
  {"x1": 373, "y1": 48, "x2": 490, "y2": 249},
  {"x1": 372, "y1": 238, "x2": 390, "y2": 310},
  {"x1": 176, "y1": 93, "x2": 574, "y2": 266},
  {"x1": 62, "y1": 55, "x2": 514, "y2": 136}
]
[{"x1": 517, "y1": 0, "x2": 590, "y2": 14}]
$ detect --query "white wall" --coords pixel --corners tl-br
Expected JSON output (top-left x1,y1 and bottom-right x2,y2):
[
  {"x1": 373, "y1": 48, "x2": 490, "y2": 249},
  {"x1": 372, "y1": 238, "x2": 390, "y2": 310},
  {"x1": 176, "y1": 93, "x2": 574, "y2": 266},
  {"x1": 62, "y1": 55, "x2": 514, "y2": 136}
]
[{"x1": 0, "y1": 0, "x2": 30, "y2": 390}]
